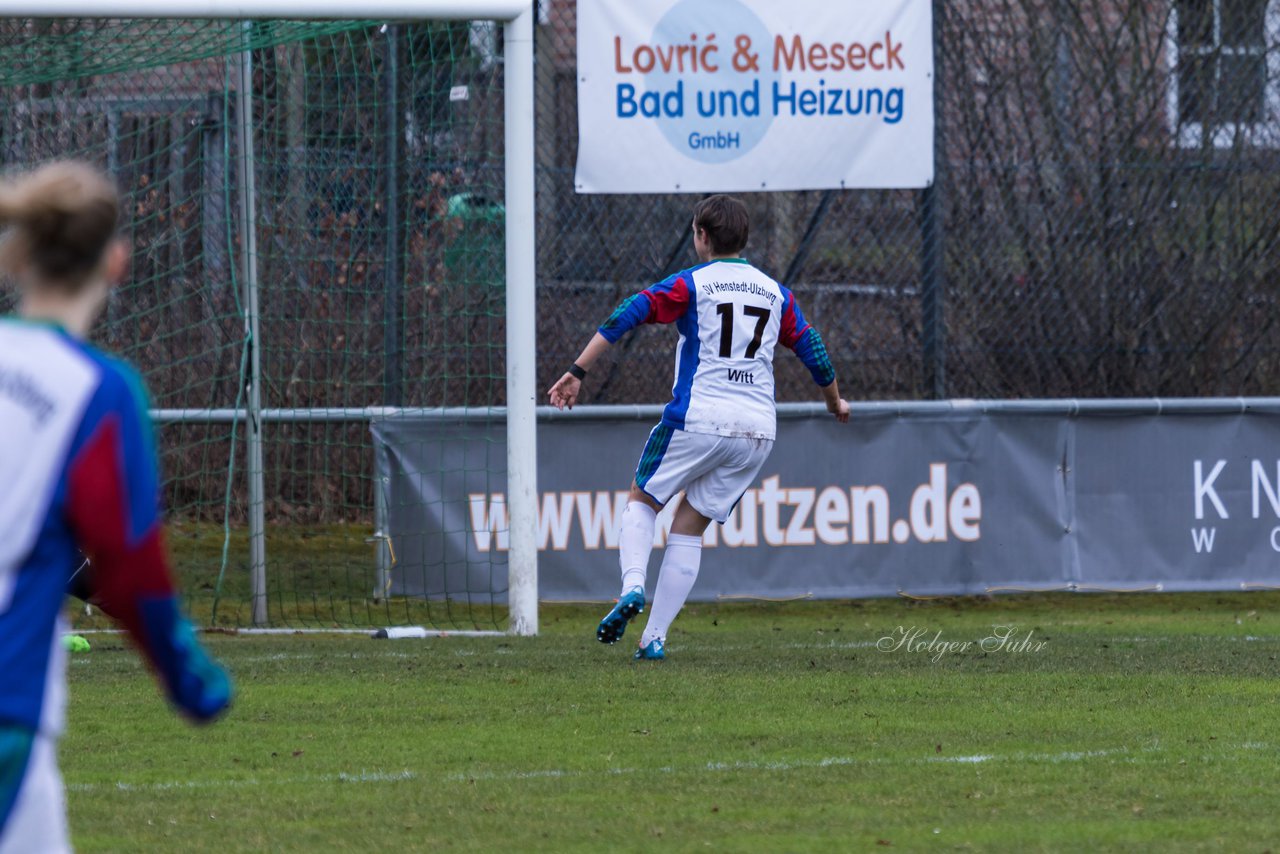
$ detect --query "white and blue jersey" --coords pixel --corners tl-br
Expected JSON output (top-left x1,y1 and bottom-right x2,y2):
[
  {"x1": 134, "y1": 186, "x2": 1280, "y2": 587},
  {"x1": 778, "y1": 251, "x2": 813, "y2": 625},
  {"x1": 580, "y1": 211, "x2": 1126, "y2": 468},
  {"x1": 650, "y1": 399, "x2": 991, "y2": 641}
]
[
  {"x1": 599, "y1": 259, "x2": 835, "y2": 441},
  {"x1": 0, "y1": 319, "x2": 229, "y2": 849}
]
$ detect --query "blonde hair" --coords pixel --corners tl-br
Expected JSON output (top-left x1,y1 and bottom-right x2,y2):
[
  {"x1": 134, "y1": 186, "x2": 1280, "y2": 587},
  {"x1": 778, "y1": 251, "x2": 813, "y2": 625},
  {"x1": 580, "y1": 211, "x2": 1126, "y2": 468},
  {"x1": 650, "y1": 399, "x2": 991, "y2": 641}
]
[{"x1": 0, "y1": 160, "x2": 119, "y2": 291}]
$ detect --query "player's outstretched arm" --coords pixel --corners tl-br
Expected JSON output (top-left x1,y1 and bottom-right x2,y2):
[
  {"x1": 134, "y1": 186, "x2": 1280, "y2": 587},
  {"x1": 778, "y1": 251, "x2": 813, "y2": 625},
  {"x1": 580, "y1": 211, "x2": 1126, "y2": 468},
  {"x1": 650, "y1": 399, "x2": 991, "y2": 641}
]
[
  {"x1": 548, "y1": 332, "x2": 612, "y2": 410},
  {"x1": 779, "y1": 292, "x2": 848, "y2": 423},
  {"x1": 820, "y1": 378, "x2": 851, "y2": 423},
  {"x1": 65, "y1": 369, "x2": 232, "y2": 723},
  {"x1": 548, "y1": 276, "x2": 689, "y2": 409},
  {"x1": 800, "y1": 336, "x2": 848, "y2": 423}
]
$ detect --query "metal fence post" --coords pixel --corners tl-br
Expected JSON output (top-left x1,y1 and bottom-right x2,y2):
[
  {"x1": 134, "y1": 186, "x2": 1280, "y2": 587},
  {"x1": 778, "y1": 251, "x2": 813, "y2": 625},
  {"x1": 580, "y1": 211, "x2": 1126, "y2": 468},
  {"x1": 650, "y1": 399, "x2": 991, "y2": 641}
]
[
  {"x1": 920, "y1": 0, "x2": 946, "y2": 400},
  {"x1": 382, "y1": 23, "x2": 404, "y2": 407},
  {"x1": 782, "y1": 190, "x2": 835, "y2": 286},
  {"x1": 236, "y1": 24, "x2": 268, "y2": 626},
  {"x1": 372, "y1": 467, "x2": 391, "y2": 601}
]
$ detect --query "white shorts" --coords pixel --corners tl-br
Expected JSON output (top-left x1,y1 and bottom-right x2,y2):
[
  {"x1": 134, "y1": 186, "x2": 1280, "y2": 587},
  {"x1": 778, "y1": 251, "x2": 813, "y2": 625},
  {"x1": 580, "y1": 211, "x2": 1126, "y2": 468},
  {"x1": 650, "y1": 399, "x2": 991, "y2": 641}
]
[
  {"x1": 0, "y1": 729, "x2": 70, "y2": 854},
  {"x1": 633, "y1": 424, "x2": 774, "y2": 523}
]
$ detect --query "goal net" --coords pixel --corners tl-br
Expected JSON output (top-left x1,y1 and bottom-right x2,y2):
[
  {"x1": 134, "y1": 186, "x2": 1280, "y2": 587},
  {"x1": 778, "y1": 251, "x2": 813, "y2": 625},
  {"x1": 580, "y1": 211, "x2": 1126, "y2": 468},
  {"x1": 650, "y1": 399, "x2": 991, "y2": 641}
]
[{"x1": 0, "y1": 9, "x2": 536, "y2": 633}]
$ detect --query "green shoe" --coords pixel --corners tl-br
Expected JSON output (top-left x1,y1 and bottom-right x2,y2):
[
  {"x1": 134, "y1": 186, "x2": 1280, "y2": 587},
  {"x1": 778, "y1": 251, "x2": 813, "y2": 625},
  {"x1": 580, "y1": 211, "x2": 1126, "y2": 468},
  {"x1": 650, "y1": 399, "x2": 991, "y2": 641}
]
[{"x1": 63, "y1": 635, "x2": 90, "y2": 653}]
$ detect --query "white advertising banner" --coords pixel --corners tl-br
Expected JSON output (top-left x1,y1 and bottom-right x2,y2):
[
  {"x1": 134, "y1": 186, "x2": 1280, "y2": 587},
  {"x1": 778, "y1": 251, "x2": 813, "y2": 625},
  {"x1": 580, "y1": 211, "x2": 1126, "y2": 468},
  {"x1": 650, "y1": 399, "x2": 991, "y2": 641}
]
[{"x1": 574, "y1": 0, "x2": 935, "y2": 193}]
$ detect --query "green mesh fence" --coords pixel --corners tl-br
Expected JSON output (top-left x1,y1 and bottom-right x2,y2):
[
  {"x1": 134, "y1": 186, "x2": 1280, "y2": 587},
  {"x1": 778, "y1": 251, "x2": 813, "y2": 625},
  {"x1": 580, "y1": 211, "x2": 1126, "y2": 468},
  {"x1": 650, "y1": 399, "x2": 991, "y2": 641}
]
[
  {"x1": 0, "y1": 18, "x2": 508, "y2": 630},
  {"x1": 23, "y1": 1, "x2": 1279, "y2": 631},
  {"x1": 534, "y1": 0, "x2": 1280, "y2": 402},
  {"x1": 248, "y1": 22, "x2": 508, "y2": 630}
]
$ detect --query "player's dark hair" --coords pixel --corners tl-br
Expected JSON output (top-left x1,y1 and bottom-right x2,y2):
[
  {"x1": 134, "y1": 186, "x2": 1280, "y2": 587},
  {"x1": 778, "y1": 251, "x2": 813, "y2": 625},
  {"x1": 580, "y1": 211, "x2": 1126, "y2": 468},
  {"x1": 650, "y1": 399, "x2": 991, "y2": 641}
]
[
  {"x1": 693, "y1": 194, "x2": 749, "y2": 256},
  {"x1": 0, "y1": 161, "x2": 119, "y2": 292}
]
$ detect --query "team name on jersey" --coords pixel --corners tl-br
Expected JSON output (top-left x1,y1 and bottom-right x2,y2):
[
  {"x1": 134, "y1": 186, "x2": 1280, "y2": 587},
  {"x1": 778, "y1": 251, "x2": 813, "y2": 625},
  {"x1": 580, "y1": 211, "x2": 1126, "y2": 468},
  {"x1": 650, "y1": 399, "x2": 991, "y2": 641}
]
[
  {"x1": 0, "y1": 365, "x2": 58, "y2": 425},
  {"x1": 698, "y1": 280, "x2": 779, "y2": 304}
]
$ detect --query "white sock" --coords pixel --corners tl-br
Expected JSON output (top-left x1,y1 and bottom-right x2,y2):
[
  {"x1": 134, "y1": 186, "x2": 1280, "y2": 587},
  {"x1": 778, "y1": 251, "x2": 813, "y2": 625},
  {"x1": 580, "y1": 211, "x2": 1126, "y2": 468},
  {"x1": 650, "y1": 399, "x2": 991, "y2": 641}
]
[
  {"x1": 640, "y1": 533, "x2": 703, "y2": 646},
  {"x1": 618, "y1": 501, "x2": 656, "y2": 595}
]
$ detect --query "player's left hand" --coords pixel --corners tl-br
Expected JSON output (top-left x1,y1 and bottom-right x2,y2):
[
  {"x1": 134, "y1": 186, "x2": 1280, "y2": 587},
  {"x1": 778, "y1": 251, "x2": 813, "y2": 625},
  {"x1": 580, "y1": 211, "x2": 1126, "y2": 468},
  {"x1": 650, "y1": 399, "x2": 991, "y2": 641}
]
[
  {"x1": 547, "y1": 373, "x2": 582, "y2": 410},
  {"x1": 830, "y1": 398, "x2": 850, "y2": 423}
]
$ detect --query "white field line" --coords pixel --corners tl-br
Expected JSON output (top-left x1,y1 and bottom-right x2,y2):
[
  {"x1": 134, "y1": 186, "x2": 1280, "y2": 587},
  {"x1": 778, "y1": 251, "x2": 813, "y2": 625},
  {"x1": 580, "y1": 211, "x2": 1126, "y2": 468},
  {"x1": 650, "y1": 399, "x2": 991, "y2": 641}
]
[
  {"x1": 64, "y1": 640, "x2": 875, "y2": 666},
  {"x1": 780, "y1": 640, "x2": 880, "y2": 649},
  {"x1": 68, "y1": 647, "x2": 522, "y2": 666},
  {"x1": 65, "y1": 634, "x2": 1280, "y2": 666},
  {"x1": 67, "y1": 628, "x2": 505, "y2": 638},
  {"x1": 1100, "y1": 636, "x2": 1280, "y2": 643},
  {"x1": 67, "y1": 743, "x2": 1216, "y2": 796},
  {"x1": 65, "y1": 631, "x2": 1280, "y2": 645},
  {"x1": 69, "y1": 651, "x2": 419, "y2": 666},
  {"x1": 661, "y1": 635, "x2": 1278, "y2": 654}
]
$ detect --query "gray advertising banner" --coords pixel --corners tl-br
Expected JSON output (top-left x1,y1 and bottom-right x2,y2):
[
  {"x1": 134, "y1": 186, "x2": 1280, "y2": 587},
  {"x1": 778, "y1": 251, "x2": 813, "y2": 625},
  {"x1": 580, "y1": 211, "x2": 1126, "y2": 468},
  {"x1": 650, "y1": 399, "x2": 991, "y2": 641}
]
[{"x1": 371, "y1": 403, "x2": 1280, "y2": 602}]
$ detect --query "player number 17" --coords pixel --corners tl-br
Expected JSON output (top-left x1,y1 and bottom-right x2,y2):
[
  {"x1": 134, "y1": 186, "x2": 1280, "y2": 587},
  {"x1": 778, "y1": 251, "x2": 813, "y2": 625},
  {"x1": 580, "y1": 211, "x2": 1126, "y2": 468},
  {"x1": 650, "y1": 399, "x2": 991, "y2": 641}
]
[{"x1": 715, "y1": 303, "x2": 771, "y2": 359}]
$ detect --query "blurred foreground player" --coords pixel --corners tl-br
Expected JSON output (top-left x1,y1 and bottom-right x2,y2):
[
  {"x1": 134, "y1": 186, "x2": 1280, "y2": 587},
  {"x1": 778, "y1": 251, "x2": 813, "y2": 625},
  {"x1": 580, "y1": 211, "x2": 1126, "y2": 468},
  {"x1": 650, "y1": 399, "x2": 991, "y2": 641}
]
[
  {"x1": 547, "y1": 195, "x2": 849, "y2": 660},
  {"x1": 0, "y1": 162, "x2": 231, "y2": 853}
]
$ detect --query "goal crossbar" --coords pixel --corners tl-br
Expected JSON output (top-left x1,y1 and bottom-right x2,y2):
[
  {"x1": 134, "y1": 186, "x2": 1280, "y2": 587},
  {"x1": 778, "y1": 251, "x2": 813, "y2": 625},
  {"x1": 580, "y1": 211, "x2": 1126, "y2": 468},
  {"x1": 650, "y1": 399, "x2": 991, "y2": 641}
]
[{"x1": 0, "y1": 1, "x2": 530, "y2": 19}]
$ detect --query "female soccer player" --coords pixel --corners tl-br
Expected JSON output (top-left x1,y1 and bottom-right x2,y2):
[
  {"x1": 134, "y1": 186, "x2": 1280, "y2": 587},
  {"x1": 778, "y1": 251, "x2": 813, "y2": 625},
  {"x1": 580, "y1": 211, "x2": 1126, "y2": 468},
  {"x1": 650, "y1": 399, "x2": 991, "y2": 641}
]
[
  {"x1": 547, "y1": 195, "x2": 849, "y2": 660},
  {"x1": 0, "y1": 161, "x2": 232, "y2": 853}
]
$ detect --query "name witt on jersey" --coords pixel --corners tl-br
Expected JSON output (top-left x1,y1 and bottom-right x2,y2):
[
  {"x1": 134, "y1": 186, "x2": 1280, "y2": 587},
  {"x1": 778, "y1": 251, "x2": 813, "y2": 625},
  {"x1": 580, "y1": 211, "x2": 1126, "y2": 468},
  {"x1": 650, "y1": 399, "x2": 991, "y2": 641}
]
[
  {"x1": 699, "y1": 280, "x2": 778, "y2": 304},
  {"x1": 727, "y1": 368, "x2": 755, "y2": 383}
]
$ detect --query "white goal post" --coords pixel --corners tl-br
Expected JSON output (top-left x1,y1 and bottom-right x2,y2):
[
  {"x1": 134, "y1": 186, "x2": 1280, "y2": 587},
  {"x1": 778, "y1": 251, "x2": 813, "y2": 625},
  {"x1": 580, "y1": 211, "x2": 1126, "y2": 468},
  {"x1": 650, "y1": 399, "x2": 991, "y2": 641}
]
[{"x1": 0, "y1": 0, "x2": 540, "y2": 636}]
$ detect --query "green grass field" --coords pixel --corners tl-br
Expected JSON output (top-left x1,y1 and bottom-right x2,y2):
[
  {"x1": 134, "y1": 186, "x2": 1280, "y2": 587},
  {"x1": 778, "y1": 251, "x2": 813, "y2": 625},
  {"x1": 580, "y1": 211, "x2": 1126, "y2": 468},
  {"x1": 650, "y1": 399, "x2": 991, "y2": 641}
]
[{"x1": 64, "y1": 592, "x2": 1280, "y2": 852}]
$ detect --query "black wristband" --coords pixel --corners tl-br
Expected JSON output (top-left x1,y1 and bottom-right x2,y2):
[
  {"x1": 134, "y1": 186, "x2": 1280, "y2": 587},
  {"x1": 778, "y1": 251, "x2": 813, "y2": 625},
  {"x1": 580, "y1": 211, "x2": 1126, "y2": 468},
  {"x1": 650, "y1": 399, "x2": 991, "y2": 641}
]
[{"x1": 567, "y1": 363, "x2": 587, "y2": 380}]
